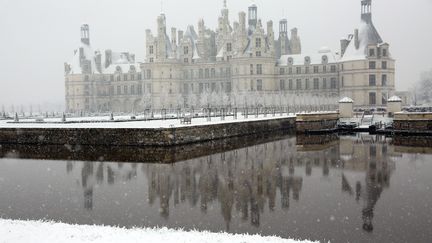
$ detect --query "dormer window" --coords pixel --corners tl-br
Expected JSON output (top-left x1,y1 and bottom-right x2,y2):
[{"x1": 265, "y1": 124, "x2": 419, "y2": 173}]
[
  {"x1": 321, "y1": 55, "x2": 328, "y2": 64},
  {"x1": 383, "y1": 49, "x2": 387, "y2": 57},
  {"x1": 227, "y1": 43, "x2": 232, "y2": 52},
  {"x1": 369, "y1": 48, "x2": 375, "y2": 57},
  {"x1": 287, "y1": 57, "x2": 293, "y2": 65},
  {"x1": 304, "y1": 56, "x2": 311, "y2": 65},
  {"x1": 256, "y1": 38, "x2": 261, "y2": 48}
]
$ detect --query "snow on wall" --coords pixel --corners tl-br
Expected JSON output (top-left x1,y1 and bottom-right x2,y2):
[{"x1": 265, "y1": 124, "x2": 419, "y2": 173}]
[{"x1": 0, "y1": 219, "x2": 315, "y2": 243}]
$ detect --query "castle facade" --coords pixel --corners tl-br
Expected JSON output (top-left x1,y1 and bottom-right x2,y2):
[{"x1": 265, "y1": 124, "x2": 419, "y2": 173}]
[{"x1": 64, "y1": 0, "x2": 395, "y2": 113}]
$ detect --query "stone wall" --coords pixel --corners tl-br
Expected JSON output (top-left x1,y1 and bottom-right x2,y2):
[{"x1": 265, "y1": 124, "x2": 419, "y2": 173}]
[
  {"x1": 0, "y1": 117, "x2": 295, "y2": 146},
  {"x1": 295, "y1": 112, "x2": 339, "y2": 133},
  {"x1": 393, "y1": 112, "x2": 432, "y2": 131},
  {"x1": 0, "y1": 131, "x2": 293, "y2": 163}
]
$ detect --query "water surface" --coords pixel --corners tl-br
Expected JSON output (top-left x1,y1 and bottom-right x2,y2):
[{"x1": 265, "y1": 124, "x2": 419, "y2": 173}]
[{"x1": 0, "y1": 134, "x2": 431, "y2": 243}]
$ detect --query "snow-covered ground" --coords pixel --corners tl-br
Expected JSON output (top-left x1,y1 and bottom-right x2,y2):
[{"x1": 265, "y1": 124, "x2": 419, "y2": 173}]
[
  {"x1": 0, "y1": 219, "x2": 315, "y2": 243},
  {"x1": 0, "y1": 113, "x2": 295, "y2": 129}
]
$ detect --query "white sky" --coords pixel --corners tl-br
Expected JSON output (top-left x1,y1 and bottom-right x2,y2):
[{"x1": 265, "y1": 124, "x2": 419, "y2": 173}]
[{"x1": 0, "y1": 0, "x2": 431, "y2": 109}]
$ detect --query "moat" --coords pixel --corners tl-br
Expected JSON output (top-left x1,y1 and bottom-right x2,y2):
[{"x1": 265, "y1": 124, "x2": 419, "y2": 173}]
[{"x1": 0, "y1": 134, "x2": 431, "y2": 243}]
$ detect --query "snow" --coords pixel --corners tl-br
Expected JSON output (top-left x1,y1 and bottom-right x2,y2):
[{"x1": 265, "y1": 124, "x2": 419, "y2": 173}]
[
  {"x1": 0, "y1": 219, "x2": 315, "y2": 243},
  {"x1": 340, "y1": 20, "x2": 384, "y2": 62},
  {"x1": 339, "y1": 97, "x2": 354, "y2": 103},
  {"x1": 0, "y1": 113, "x2": 295, "y2": 129},
  {"x1": 388, "y1": 96, "x2": 402, "y2": 102}
]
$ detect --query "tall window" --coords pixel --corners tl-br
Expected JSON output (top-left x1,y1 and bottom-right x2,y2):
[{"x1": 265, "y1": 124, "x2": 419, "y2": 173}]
[
  {"x1": 296, "y1": 79, "x2": 302, "y2": 90},
  {"x1": 383, "y1": 49, "x2": 387, "y2": 57},
  {"x1": 211, "y1": 68, "x2": 216, "y2": 78},
  {"x1": 256, "y1": 51, "x2": 261, "y2": 57},
  {"x1": 280, "y1": 68, "x2": 285, "y2": 75},
  {"x1": 280, "y1": 80, "x2": 285, "y2": 90},
  {"x1": 146, "y1": 70, "x2": 152, "y2": 79},
  {"x1": 123, "y1": 74, "x2": 128, "y2": 81},
  {"x1": 256, "y1": 38, "x2": 261, "y2": 48},
  {"x1": 313, "y1": 66, "x2": 319, "y2": 73},
  {"x1": 250, "y1": 80, "x2": 254, "y2": 91},
  {"x1": 382, "y1": 74, "x2": 387, "y2": 86},
  {"x1": 323, "y1": 78, "x2": 327, "y2": 89},
  {"x1": 369, "y1": 48, "x2": 375, "y2": 57},
  {"x1": 124, "y1": 85, "x2": 128, "y2": 95},
  {"x1": 131, "y1": 85, "x2": 135, "y2": 95},
  {"x1": 323, "y1": 66, "x2": 327, "y2": 73},
  {"x1": 199, "y1": 69, "x2": 203, "y2": 79},
  {"x1": 331, "y1": 78, "x2": 337, "y2": 89},
  {"x1": 305, "y1": 67, "x2": 309, "y2": 74},
  {"x1": 369, "y1": 92, "x2": 376, "y2": 105},
  {"x1": 289, "y1": 79, "x2": 293, "y2": 90},
  {"x1": 382, "y1": 92, "x2": 388, "y2": 105},
  {"x1": 205, "y1": 69, "x2": 209, "y2": 78},
  {"x1": 369, "y1": 74, "x2": 376, "y2": 86},
  {"x1": 227, "y1": 43, "x2": 232, "y2": 52},
  {"x1": 256, "y1": 79, "x2": 263, "y2": 91},
  {"x1": 313, "y1": 78, "x2": 319, "y2": 89},
  {"x1": 382, "y1": 61, "x2": 387, "y2": 69},
  {"x1": 137, "y1": 84, "x2": 143, "y2": 94},
  {"x1": 305, "y1": 79, "x2": 310, "y2": 89},
  {"x1": 256, "y1": 64, "x2": 263, "y2": 75},
  {"x1": 296, "y1": 67, "x2": 301, "y2": 74},
  {"x1": 149, "y1": 46, "x2": 154, "y2": 54},
  {"x1": 250, "y1": 64, "x2": 254, "y2": 75},
  {"x1": 289, "y1": 67, "x2": 292, "y2": 74},
  {"x1": 369, "y1": 61, "x2": 376, "y2": 69},
  {"x1": 184, "y1": 46, "x2": 189, "y2": 55}
]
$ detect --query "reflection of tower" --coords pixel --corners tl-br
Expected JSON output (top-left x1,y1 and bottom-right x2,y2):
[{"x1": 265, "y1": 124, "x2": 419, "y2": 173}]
[
  {"x1": 361, "y1": 166, "x2": 383, "y2": 232},
  {"x1": 81, "y1": 163, "x2": 94, "y2": 210}
]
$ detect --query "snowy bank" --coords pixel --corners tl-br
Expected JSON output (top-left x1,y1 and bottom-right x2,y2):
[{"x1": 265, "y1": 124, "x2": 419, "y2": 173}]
[{"x1": 0, "y1": 219, "x2": 315, "y2": 243}]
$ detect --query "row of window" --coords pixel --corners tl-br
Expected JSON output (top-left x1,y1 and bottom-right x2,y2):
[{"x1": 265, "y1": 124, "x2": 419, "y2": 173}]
[
  {"x1": 278, "y1": 78, "x2": 338, "y2": 91},
  {"x1": 184, "y1": 67, "x2": 231, "y2": 79},
  {"x1": 112, "y1": 84, "x2": 152, "y2": 96},
  {"x1": 369, "y1": 74, "x2": 388, "y2": 87},
  {"x1": 369, "y1": 61, "x2": 388, "y2": 70},
  {"x1": 369, "y1": 92, "x2": 388, "y2": 105},
  {"x1": 279, "y1": 65, "x2": 337, "y2": 75}
]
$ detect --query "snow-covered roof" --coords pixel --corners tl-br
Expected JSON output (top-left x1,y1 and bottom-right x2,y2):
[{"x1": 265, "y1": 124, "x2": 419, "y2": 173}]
[
  {"x1": 340, "y1": 20, "x2": 384, "y2": 62},
  {"x1": 184, "y1": 25, "x2": 201, "y2": 60},
  {"x1": 388, "y1": 96, "x2": 402, "y2": 102},
  {"x1": 278, "y1": 49, "x2": 338, "y2": 66},
  {"x1": 339, "y1": 97, "x2": 354, "y2": 103},
  {"x1": 68, "y1": 43, "x2": 98, "y2": 75}
]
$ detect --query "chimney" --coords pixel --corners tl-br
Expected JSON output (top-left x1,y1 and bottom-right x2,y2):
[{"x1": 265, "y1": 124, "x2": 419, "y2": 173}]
[
  {"x1": 105, "y1": 50, "x2": 112, "y2": 68},
  {"x1": 340, "y1": 38, "x2": 350, "y2": 56},
  {"x1": 178, "y1": 30, "x2": 184, "y2": 45},
  {"x1": 354, "y1": 29, "x2": 360, "y2": 49}
]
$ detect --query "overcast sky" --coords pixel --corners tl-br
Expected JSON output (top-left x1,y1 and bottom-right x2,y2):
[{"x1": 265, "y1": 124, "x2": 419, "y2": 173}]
[{"x1": 0, "y1": 0, "x2": 431, "y2": 109}]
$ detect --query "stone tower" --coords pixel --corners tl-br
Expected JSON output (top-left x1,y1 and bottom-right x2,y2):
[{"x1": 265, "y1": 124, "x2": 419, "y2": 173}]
[
  {"x1": 289, "y1": 28, "x2": 301, "y2": 55},
  {"x1": 278, "y1": 19, "x2": 289, "y2": 57},
  {"x1": 248, "y1": 3, "x2": 258, "y2": 34},
  {"x1": 361, "y1": 0, "x2": 372, "y2": 23}
]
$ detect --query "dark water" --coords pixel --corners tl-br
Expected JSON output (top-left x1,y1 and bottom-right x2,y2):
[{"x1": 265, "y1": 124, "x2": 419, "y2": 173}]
[{"x1": 0, "y1": 134, "x2": 431, "y2": 243}]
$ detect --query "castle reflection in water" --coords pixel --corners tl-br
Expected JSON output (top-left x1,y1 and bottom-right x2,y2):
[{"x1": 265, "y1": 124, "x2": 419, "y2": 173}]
[{"x1": 67, "y1": 134, "x2": 396, "y2": 232}]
